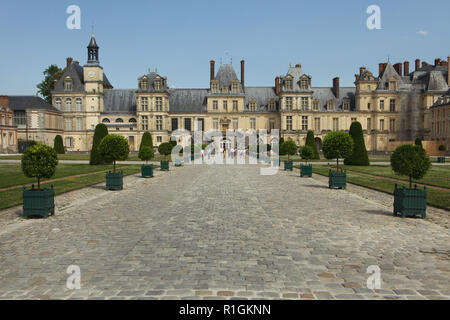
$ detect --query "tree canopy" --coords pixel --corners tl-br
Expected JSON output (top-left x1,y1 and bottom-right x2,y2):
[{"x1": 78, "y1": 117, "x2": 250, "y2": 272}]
[
  {"x1": 98, "y1": 135, "x2": 130, "y2": 173},
  {"x1": 53, "y1": 135, "x2": 65, "y2": 154},
  {"x1": 300, "y1": 145, "x2": 314, "y2": 164},
  {"x1": 90, "y1": 124, "x2": 109, "y2": 165},
  {"x1": 344, "y1": 121, "x2": 369, "y2": 166},
  {"x1": 323, "y1": 131, "x2": 354, "y2": 170},
  {"x1": 391, "y1": 144, "x2": 431, "y2": 188},
  {"x1": 36, "y1": 65, "x2": 65, "y2": 103},
  {"x1": 305, "y1": 131, "x2": 320, "y2": 159},
  {"x1": 21, "y1": 143, "x2": 59, "y2": 190}
]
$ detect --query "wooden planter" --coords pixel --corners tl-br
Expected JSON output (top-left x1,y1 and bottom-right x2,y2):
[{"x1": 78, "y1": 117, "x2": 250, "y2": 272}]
[
  {"x1": 106, "y1": 171, "x2": 123, "y2": 190},
  {"x1": 141, "y1": 165, "x2": 153, "y2": 178},
  {"x1": 301, "y1": 164, "x2": 313, "y2": 178},
  {"x1": 329, "y1": 170, "x2": 346, "y2": 189},
  {"x1": 394, "y1": 184, "x2": 427, "y2": 219},
  {"x1": 284, "y1": 161, "x2": 294, "y2": 171},
  {"x1": 23, "y1": 185, "x2": 55, "y2": 218},
  {"x1": 437, "y1": 157, "x2": 446, "y2": 163},
  {"x1": 160, "y1": 161, "x2": 170, "y2": 171}
]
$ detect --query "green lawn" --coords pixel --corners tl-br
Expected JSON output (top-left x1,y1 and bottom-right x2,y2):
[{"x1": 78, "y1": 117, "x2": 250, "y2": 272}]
[
  {"x1": 0, "y1": 165, "x2": 144, "y2": 211},
  {"x1": 0, "y1": 153, "x2": 169, "y2": 162},
  {"x1": 309, "y1": 165, "x2": 450, "y2": 210}
]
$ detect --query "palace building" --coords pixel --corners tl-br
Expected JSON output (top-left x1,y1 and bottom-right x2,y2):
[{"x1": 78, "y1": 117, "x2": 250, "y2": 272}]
[{"x1": 49, "y1": 34, "x2": 450, "y2": 154}]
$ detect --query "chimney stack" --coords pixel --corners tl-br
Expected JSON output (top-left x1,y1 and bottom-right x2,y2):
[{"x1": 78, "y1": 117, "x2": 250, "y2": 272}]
[
  {"x1": 403, "y1": 61, "x2": 409, "y2": 76},
  {"x1": 422, "y1": 61, "x2": 428, "y2": 68},
  {"x1": 0, "y1": 95, "x2": 8, "y2": 108},
  {"x1": 295, "y1": 64, "x2": 301, "y2": 68},
  {"x1": 275, "y1": 77, "x2": 280, "y2": 95},
  {"x1": 210, "y1": 60, "x2": 215, "y2": 81},
  {"x1": 241, "y1": 60, "x2": 245, "y2": 92},
  {"x1": 66, "y1": 57, "x2": 73, "y2": 68},
  {"x1": 393, "y1": 63, "x2": 402, "y2": 76},
  {"x1": 435, "y1": 58, "x2": 441, "y2": 66},
  {"x1": 74, "y1": 61, "x2": 79, "y2": 65},
  {"x1": 379, "y1": 63, "x2": 386, "y2": 76},
  {"x1": 333, "y1": 77, "x2": 340, "y2": 99},
  {"x1": 360, "y1": 67, "x2": 366, "y2": 74},
  {"x1": 415, "y1": 59, "x2": 420, "y2": 71}
]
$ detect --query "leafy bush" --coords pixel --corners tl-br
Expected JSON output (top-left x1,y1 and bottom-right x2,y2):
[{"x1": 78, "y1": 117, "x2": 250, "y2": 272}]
[
  {"x1": 300, "y1": 146, "x2": 314, "y2": 164},
  {"x1": 344, "y1": 122, "x2": 369, "y2": 166},
  {"x1": 98, "y1": 135, "x2": 130, "y2": 173},
  {"x1": 305, "y1": 131, "x2": 320, "y2": 159},
  {"x1": 139, "y1": 132, "x2": 154, "y2": 153},
  {"x1": 21, "y1": 143, "x2": 59, "y2": 190},
  {"x1": 415, "y1": 138, "x2": 423, "y2": 148},
  {"x1": 438, "y1": 144, "x2": 447, "y2": 152},
  {"x1": 90, "y1": 124, "x2": 109, "y2": 165},
  {"x1": 53, "y1": 135, "x2": 65, "y2": 154},
  {"x1": 391, "y1": 144, "x2": 431, "y2": 188},
  {"x1": 158, "y1": 142, "x2": 174, "y2": 160},
  {"x1": 138, "y1": 146, "x2": 153, "y2": 164},
  {"x1": 280, "y1": 140, "x2": 297, "y2": 161},
  {"x1": 323, "y1": 131, "x2": 354, "y2": 171}
]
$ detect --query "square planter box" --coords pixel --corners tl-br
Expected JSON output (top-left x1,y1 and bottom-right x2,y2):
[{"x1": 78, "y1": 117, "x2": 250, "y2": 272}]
[
  {"x1": 301, "y1": 164, "x2": 313, "y2": 178},
  {"x1": 174, "y1": 159, "x2": 183, "y2": 167},
  {"x1": 394, "y1": 184, "x2": 427, "y2": 219},
  {"x1": 23, "y1": 185, "x2": 55, "y2": 218},
  {"x1": 106, "y1": 171, "x2": 123, "y2": 190},
  {"x1": 437, "y1": 157, "x2": 446, "y2": 163},
  {"x1": 141, "y1": 165, "x2": 153, "y2": 178},
  {"x1": 160, "y1": 161, "x2": 170, "y2": 171},
  {"x1": 329, "y1": 170, "x2": 346, "y2": 189},
  {"x1": 284, "y1": 161, "x2": 294, "y2": 171}
]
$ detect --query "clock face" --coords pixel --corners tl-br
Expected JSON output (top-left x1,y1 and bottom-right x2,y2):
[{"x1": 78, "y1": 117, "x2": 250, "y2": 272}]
[{"x1": 88, "y1": 71, "x2": 95, "y2": 78}]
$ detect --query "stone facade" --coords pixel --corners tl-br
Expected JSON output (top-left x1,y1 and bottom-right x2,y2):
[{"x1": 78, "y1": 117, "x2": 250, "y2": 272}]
[
  {"x1": 0, "y1": 96, "x2": 18, "y2": 154},
  {"x1": 430, "y1": 93, "x2": 450, "y2": 153},
  {"x1": 51, "y1": 35, "x2": 450, "y2": 152}
]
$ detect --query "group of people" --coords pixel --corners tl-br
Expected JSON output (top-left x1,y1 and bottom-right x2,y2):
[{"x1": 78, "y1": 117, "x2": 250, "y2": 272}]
[{"x1": 200, "y1": 147, "x2": 247, "y2": 160}]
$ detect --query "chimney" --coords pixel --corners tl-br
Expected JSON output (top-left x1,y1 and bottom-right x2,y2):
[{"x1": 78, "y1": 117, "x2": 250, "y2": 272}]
[
  {"x1": 275, "y1": 77, "x2": 280, "y2": 95},
  {"x1": 435, "y1": 58, "x2": 441, "y2": 66},
  {"x1": 393, "y1": 63, "x2": 402, "y2": 76},
  {"x1": 360, "y1": 67, "x2": 366, "y2": 74},
  {"x1": 0, "y1": 95, "x2": 8, "y2": 108},
  {"x1": 379, "y1": 63, "x2": 386, "y2": 76},
  {"x1": 422, "y1": 61, "x2": 428, "y2": 68},
  {"x1": 240, "y1": 60, "x2": 245, "y2": 92},
  {"x1": 74, "y1": 60, "x2": 79, "y2": 65},
  {"x1": 415, "y1": 59, "x2": 420, "y2": 71},
  {"x1": 210, "y1": 60, "x2": 215, "y2": 81},
  {"x1": 295, "y1": 64, "x2": 301, "y2": 68},
  {"x1": 403, "y1": 61, "x2": 409, "y2": 76},
  {"x1": 333, "y1": 77, "x2": 340, "y2": 99},
  {"x1": 66, "y1": 57, "x2": 73, "y2": 68}
]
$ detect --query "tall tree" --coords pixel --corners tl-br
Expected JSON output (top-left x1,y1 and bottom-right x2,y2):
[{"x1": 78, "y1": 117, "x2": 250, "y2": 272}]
[
  {"x1": 90, "y1": 124, "x2": 109, "y2": 165},
  {"x1": 305, "y1": 130, "x2": 320, "y2": 159},
  {"x1": 36, "y1": 65, "x2": 65, "y2": 103},
  {"x1": 344, "y1": 121, "x2": 370, "y2": 165},
  {"x1": 139, "y1": 132, "x2": 154, "y2": 153},
  {"x1": 53, "y1": 135, "x2": 65, "y2": 154}
]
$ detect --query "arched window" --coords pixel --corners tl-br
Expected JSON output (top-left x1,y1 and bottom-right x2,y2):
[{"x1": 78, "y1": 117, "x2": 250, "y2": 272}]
[
  {"x1": 65, "y1": 98, "x2": 72, "y2": 112},
  {"x1": 140, "y1": 76, "x2": 149, "y2": 90},
  {"x1": 55, "y1": 98, "x2": 62, "y2": 110},
  {"x1": 115, "y1": 118, "x2": 124, "y2": 123},
  {"x1": 64, "y1": 77, "x2": 73, "y2": 91},
  {"x1": 129, "y1": 118, "x2": 137, "y2": 123},
  {"x1": 102, "y1": 118, "x2": 110, "y2": 123},
  {"x1": 76, "y1": 98, "x2": 82, "y2": 112}
]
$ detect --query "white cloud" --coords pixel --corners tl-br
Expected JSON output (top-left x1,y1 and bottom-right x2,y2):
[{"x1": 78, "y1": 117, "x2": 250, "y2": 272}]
[{"x1": 416, "y1": 30, "x2": 429, "y2": 36}]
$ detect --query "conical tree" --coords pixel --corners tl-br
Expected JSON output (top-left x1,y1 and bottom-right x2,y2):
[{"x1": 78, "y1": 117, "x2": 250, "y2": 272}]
[
  {"x1": 90, "y1": 123, "x2": 109, "y2": 165},
  {"x1": 53, "y1": 135, "x2": 65, "y2": 154},
  {"x1": 305, "y1": 130, "x2": 320, "y2": 159},
  {"x1": 344, "y1": 121, "x2": 370, "y2": 166},
  {"x1": 415, "y1": 138, "x2": 423, "y2": 148},
  {"x1": 139, "y1": 131, "x2": 154, "y2": 153}
]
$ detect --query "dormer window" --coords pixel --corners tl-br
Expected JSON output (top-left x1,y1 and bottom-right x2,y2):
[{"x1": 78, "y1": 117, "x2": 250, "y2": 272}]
[
  {"x1": 140, "y1": 77, "x2": 149, "y2": 90},
  {"x1": 327, "y1": 100, "x2": 334, "y2": 111},
  {"x1": 300, "y1": 78, "x2": 309, "y2": 90},
  {"x1": 221, "y1": 86, "x2": 229, "y2": 94},
  {"x1": 313, "y1": 100, "x2": 319, "y2": 111},
  {"x1": 154, "y1": 79, "x2": 161, "y2": 91},
  {"x1": 389, "y1": 80, "x2": 397, "y2": 91},
  {"x1": 269, "y1": 99, "x2": 276, "y2": 111},
  {"x1": 343, "y1": 99, "x2": 350, "y2": 111},
  {"x1": 211, "y1": 81, "x2": 219, "y2": 93},
  {"x1": 231, "y1": 81, "x2": 240, "y2": 93},
  {"x1": 249, "y1": 99, "x2": 257, "y2": 111},
  {"x1": 286, "y1": 77, "x2": 293, "y2": 90},
  {"x1": 64, "y1": 77, "x2": 73, "y2": 91}
]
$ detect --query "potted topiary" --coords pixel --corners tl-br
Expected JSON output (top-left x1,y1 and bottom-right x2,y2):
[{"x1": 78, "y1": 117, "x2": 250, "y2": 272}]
[
  {"x1": 90, "y1": 123, "x2": 109, "y2": 165},
  {"x1": 139, "y1": 146, "x2": 154, "y2": 178},
  {"x1": 323, "y1": 131, "x2": 354, "y2": 189},
  {"x1": 299, "y1": 145, "x2": 314, "y2": 178},
  {"x1": 305, "y1": 130, "x2": 320, "y2": 160},
  {"x1": 344, "y1": 122, "x2": 370, "y2": 166},
  {"x1": 391, "y1": 144, "x2": 431, "y2": 219},
  {"x1": 438, "y1": 145, "x2": 446, "y2": 163},
  {"x1": 53, "y1": 135, "x2": 65, "y2": 155},
  {"x1": 99, "y1": 134, "x2": 130, "y2": 190},
  {"x1": 21, "y1": 143, "x2": 59, "y2": 218},
  {"x1": 281, "y1": 140, "x2": 297, "y2": 171},
  {"x1": 158, "y1": 142, "x2": 173, "y2": 171}
]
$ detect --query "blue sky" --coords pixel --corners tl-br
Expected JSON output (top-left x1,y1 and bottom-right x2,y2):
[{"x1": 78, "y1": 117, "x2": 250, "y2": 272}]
[{"x1": 0, "y1": 0, "x2": 449, "y2": 95}]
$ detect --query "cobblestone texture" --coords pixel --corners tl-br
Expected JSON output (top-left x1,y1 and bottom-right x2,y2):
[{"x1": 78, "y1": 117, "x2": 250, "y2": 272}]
[{"x1": 0, "y1": 165, "x2": 448, "y2": 300}]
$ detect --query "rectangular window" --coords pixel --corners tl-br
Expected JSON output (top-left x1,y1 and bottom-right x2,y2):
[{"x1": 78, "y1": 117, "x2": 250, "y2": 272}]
[
  {"x1": 184, "y1": 118, "x2": 191, "y2": 131},
  {"x1": 171, "y1": 118, "x2": 178, "y2": 131},
  {"x1": 390, "y1": 99, "x2": 396, "y2": 112},
  {"x1": 76, "y1": 99, "x2": 82, "y2": 112},
  {"x1": 213, "y1": 118, "x2": 219, "y2": 130},
  {"x1": 156, "y1": 116, "x2": 163, "y2": 130},
  {"x1": 213, "y1": 100, "x2": 218, "y2": 111},
  {"x1": 379, "y1": 100, "x2": 384, "y2": 111},
  {"x1": 250, "y1": 118, "x2": 256, "y2": 130},
  {"x1": 249, "y1": 100, "x2": 256, "y2": 111},
  {"x1": 233, "y1": 100, "x2": 238, "y2": 111},
  {"x1": 285, "y1": 97, "x2": 293, "y2": 111},
  {"x1": 269, "y1": 118, "x2": 275, "y2": 131},
  {"x1": 314, "y1": 118, "x2": 320, "y2": 132},
  {"x1": 141, "y1": 116, "x2": 148, "y2": 131},
  {"x1": 302, "y1": 116, "x2": 308, "y2": 131},
  {"x1": 157, "y1": 136, "x2": 162, "y2": 143},
  {"x1": 301, "y1": 97, "x2": 309, "y2": 111},
  {"x1": 380, "y1": 119, "x2": 385, "y2": 131},
  {"x1": 14, "y1": 111, "x2": 26, "y2": 125},
  {"x1": 313, "y1": 101, "x2": 319, "y2": 111},
  {"x1": 141, "y1": 97, "x2": 148, "y2": 111},
  {"x1": 76, "y1": 118, "x2": 83, "y2": 131},
  {"x1": 66, "y1": 118, "x2": 73, "y2": 131},
  {"x1": 390, "y1": 119, "x2": 396, "y2": 132},
  {"x1": 286, "y1": 116, "x2": 292, "y2": 131},
  {"x1": 197, "y1": 118, "x2": 204, "y2": 131},
  {"x1": 65, "y1": 137, "x2": 73, "y2": 147},
  {"x1": 233, "y1": 118, "x2": 238, "y2": 130},
  {"x1": 156, "y1": 97, "x2": 163, "y2": 111},
  {"x1": 223, "y1": 101, "x2": 228, "y2": 111},
  {"x1": 367, "y1": 118, "x2": 372, "y2": 131},
  {"x1": 333, "y1": 118, "x2": 339, "y2": 131},
  {"x1": 367, "y1": 103, "x2": 371, "y2": 110}
]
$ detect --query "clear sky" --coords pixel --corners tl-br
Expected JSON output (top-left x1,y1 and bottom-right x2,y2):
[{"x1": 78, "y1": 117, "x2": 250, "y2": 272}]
[{"x1": 1, "y1": 0, "x2": 449, "y2": 95}]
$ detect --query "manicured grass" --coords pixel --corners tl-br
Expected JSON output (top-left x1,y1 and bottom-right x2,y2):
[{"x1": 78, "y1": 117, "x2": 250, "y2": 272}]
[
  {"x1": 0, "y1": 165, "x2": 144, "y2": 211},
  {"x1": 310, "y1": 165, "x2": 450, "y2": 210},
  {"x1": 0, "y1": 153, "x2": 169, "y2": 162}
]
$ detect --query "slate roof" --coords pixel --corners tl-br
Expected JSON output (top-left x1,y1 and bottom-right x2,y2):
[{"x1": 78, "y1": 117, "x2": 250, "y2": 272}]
[
  {"x1": 215, "y1": 65, "x2": 239, "y2": 88},
  {"x1": 137, "y1": 72, "x2": 168, "y2": 93},
  {"x1": 8, "y1": 96, "x2": 60, "y2": 112},
  {"x1": 376, "y1": 62, "x2": 403, "y2": 90},
  {"x1": 244, "y1": 87, "x2": 278, "y2": 112},
  {"x1": 102, "y1": 90, "x2": 136, "y2": 114},
  {"x1": 168, "y1": 89, "x2": 208, "y2": 113},
  {"x1": 311, "y1": 87, "x2": 356, "y2": 112}
]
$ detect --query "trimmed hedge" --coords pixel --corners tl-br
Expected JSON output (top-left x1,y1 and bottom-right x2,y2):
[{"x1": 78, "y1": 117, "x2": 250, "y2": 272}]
[
  {"x1": 53, "y1": 135, "x2": 65, "y2": 154},
  {"x1": 344, "y1": 121, "x2": 369, "y2": 166},
  {"x1": 305, "y1": 131, "x2": 320, "y2": 159},
  {"x1": 90, "y1": 124, "x2": 109, "y2": 165}
]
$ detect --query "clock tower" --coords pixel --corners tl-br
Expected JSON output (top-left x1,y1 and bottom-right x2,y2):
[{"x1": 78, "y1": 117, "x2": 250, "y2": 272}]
[{"x1": 84, "y1": 33, "x2": 105, "y2": 113}]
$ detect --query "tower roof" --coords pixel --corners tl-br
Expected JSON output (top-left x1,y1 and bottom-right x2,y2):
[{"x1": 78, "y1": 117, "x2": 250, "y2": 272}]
[
  {"x1": 88, "y1": 33, "x2": 99, "y2": 49},
  {"x1": 215, "y1": 64, "x2": 239, "y2": 88}
]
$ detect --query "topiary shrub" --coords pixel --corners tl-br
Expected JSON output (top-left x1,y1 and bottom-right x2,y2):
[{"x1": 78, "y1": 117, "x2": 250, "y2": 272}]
[
  {"x1": 139, "y1": 131, "x2": 154, "y2": 154},
  {"x1": 344, "y1": 121, "x2": 369, "y2": 166},
  {"x1": 21, "y1": 143, "x2": 59, "y2": 190},
  {"x1": 98, "y1": 135, "x2": 129, "y2": 173},
  {"x1": 305, "y1": 131, "x2": 320, "y2": 160},
  {"x1": 438, "y1": 144, "x2": 446, "y2": 152},
  {"x1": 300, "y1": 145, "x2": 314, "y2": 164},
  {"x1": 158, "y1": 142, "x2": 174, "y2": 161},
  {"x1": 391, "y1": 144, "x2": 431, "y2": 188},
  {"x1": 323, "y1": 131, "x2": 354, "y2": 171},
  {"x1": 138, "y1": 146, "x2": 154, "y2": 164},
  {"x1": 280, "y1": 140, "x2": 297, "y2": 161},
  {"x1": 90, "y1": 124, "x2": 109, "y2": 165},
  {"x1": 415, "y1": 138, "x2": 423, "y2": 148},
  {"x1": 53, "y1": 135, "x2": 65, "y2": 154}
]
